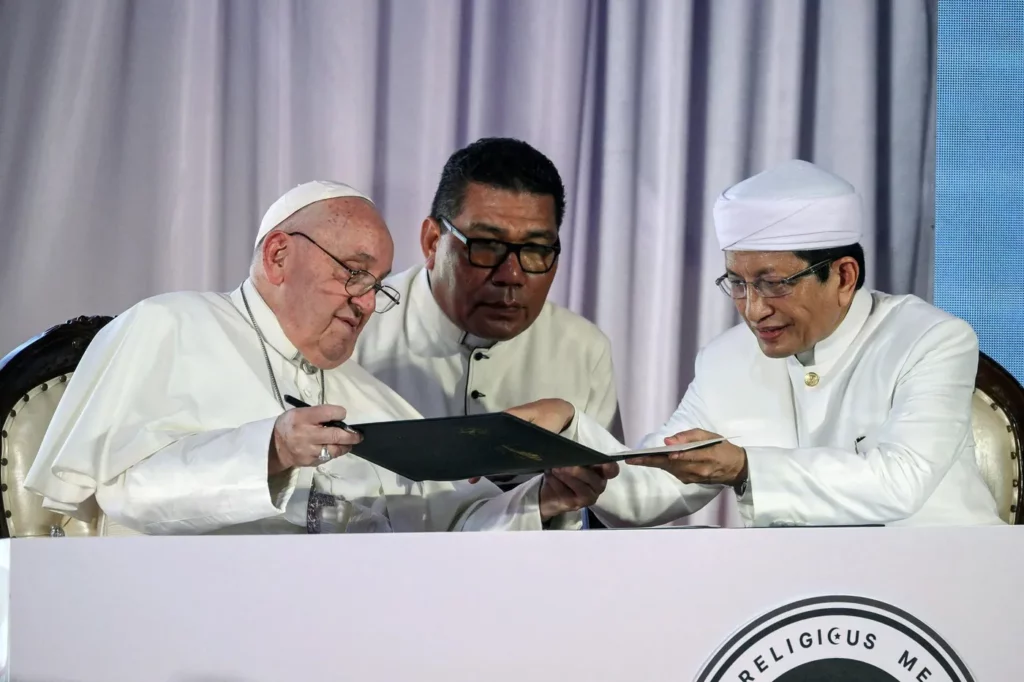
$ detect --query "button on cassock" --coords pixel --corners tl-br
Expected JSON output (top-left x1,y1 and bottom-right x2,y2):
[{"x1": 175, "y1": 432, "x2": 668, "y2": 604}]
[{"x1": 804, "y1": 372, "x2": 820, "y2": 387}]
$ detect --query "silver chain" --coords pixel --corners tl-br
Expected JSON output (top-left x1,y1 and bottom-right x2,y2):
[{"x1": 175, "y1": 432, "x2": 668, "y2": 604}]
[
  {"x1": 240, "y1": 283, "x2": 332, "y2": 535},
  {"x1": 240, "y1": 285, "x2": 324, "y2": 407}
]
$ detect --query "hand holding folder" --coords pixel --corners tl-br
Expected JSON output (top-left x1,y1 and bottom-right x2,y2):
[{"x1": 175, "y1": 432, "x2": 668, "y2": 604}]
[
  {"x1": 626, "y1": 427, "x2": 748, "y2": 489},
  {"x1": 330, "y1": 411, "x2": 728, "y2": 483}
]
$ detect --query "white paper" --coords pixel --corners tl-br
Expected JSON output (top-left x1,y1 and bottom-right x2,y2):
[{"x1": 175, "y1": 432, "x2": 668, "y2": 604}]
[{"x1": 614, "y1": 437, "x2": 728, "y2": 458}]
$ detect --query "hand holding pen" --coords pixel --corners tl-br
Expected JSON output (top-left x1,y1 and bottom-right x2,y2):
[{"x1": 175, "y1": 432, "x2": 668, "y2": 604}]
[
  {"x1": 267, "y1": 395, "x2": 363, "y2": 474},
  {"x1": 284, "y1": 395, "x2": 361, "y2": 433}
]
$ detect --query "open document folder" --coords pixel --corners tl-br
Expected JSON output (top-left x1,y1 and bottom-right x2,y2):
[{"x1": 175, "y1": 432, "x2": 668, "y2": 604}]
[{"x1": 345, "y1": 412, "x2": 726, "y2": 482}]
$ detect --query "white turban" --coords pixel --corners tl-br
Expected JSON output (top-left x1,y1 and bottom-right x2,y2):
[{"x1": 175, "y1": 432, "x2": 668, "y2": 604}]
[
  {"x1": 713, "y1": 160, "x2": 863, "y2": 251},
  {"x1": 255, "y1": 180, "x2": 373, "y2": 248}
]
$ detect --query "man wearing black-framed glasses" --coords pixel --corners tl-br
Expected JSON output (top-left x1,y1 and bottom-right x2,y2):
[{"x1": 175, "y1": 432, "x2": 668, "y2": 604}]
[{"x1": 354, "y1": 138, "x2": 624, "y2": 520}]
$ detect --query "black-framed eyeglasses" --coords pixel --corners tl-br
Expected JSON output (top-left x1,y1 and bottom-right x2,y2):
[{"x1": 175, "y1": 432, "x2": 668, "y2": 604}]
[
  {"x1": 438, "y1": 216, "x2": 560, "y2": 275},
  {"x1": 289, "y1": 232, "x2": 400, "y2": 313},
  {"x1": 715, "y1": 260, "x2": 833, "y2": 300}
]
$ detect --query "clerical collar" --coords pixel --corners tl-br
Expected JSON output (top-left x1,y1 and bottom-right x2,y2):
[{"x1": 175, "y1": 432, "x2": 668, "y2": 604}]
[
  {"x1": 461, "y1": 331, "x2": 497, "y2": 350},
  {"x1": 409, "y1": 266, "x2": 500, "y2": 354},
  {"x1": 229, "y1": 279, "x2": 305, "y2": 365},
  {"x1": 790, "y1": 288, "x2": 873, "y2": 370}
]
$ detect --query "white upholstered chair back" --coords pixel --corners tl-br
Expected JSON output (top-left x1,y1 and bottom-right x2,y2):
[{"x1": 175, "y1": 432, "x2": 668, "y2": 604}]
[
  {"x1": 0, "y1": 316, "x2": 112, "y2": 538},
  {"x1": 1, "y1": 375, "x2": 98, "y2": 537},
  {"x1": 971, "y1": 352, "x2": 1024, "y2": 524}
]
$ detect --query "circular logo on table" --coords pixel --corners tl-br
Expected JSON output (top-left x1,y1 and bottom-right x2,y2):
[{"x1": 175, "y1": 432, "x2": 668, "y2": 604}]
[{"x1": 694, "y1": 596, "x2": 974, "y2": 682}]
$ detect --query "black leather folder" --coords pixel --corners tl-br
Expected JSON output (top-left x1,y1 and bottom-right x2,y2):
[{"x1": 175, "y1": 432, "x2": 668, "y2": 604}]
[{"x1": 345, "y1": 412, "x2": 723, "y2": 482}]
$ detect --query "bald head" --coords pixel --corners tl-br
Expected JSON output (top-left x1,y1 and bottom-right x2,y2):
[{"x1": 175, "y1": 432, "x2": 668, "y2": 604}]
[{"x1": 253, "y1": 194, "x2": 394, "y2": 370}]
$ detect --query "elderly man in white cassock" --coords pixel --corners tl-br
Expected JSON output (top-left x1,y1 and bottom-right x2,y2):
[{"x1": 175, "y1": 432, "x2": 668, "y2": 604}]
[
  {"x1": 24, "y1": 181, "x2": 617, "y2": 535},
  {"x1": 528, "y1": 159, "x2": 1003, "y2": 527}
]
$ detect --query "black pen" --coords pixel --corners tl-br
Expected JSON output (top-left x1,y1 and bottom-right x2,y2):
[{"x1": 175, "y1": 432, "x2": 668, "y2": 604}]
[{"x1": 284, "y1": 394, "x2": 359, "y2": 433}]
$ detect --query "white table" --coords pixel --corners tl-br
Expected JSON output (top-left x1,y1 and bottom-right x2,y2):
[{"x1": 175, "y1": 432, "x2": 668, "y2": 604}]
[{"x1": 8, "y1": 526, "x2": 1021, "y2": 681}]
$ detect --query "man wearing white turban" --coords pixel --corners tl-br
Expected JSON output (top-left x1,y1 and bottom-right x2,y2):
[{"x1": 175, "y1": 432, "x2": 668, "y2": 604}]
[
  {"x1": 24, "y1": 181, "x2": 617, "y2": 535},
  {"x1": 510, "y1": 159, "x2": 1003, "y2": 528},
  {"x1": 602, "y1": 159, "x2": 1003, "y2": 526}
]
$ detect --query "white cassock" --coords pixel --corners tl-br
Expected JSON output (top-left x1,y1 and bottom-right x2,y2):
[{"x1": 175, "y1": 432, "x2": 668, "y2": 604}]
[
  {"x1": 354, "y1": 263, "x2": 624, "y2": 494},
  {"x1": 24, "y1": 279, "x2": 574, "y2": 535},
  {"x1": 574, "y1": 160, "x2": 1004, "y2": 528},
  {"x1": 354, "y1": 265, "x2": 621, "y2": 434}
]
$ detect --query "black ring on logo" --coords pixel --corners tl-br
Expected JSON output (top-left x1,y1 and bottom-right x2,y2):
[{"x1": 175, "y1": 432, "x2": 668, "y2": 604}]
[{"x1": 695, "y1": 595, "x2": 974, "y2": 682}]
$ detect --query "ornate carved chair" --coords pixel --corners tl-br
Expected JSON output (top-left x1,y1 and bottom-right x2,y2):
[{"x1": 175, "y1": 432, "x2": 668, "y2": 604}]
[
  {"x1": 0, "y1": 316, "x2": 113, "y2": 538},
  {"x1": 971, "y1": 351, "x2": 1024, "y2": 524}
]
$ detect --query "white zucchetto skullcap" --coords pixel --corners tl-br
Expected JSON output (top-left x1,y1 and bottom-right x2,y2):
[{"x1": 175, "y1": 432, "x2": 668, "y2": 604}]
[
  {"x1": 255, "y1": 180, "x2": 373, "y2": 249},
  {"x1": 713, "y1": 160, "x2": 863, "y2": 251}
]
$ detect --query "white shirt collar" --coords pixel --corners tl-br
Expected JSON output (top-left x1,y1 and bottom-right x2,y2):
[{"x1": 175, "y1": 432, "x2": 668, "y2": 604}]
[
  {"x1": 790, "y1": 288, "x2": 873, "y2": 371},
  {"x1": 409, "y1": 267, "x2": 498, "y2": 353},
  {"x1": 229, "y1": 279, "x2": 303, "y2": 364}
]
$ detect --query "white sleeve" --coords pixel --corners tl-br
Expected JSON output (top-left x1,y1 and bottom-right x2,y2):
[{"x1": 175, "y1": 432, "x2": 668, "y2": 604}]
[
  {"x1": 26, "y1": 300, "x2": 299, "y2": 532},
  {"x1": 561, "y1": 402, "x2": 722, "y2": 528},
  {"x1": 741, "y1": 319, "x2": 979, "y2": 527},
  {"x1": 93, "y1": 418, "x2": 299, "y2": 535},
  {"x1": 450, "y1": 476, "x2": 583, "y2": 532}
]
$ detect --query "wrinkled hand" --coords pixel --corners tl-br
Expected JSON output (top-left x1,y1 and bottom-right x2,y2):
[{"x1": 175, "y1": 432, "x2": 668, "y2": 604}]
[
  {"x1": 539, "y1": 463, "x2": 620, "y2": 521},
  {"x1": 269, "y1": 405, "x2": 363, "y2": 475},
  {"x1": 626, "y1": 429, "x2": 746, "y2": 486}
]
